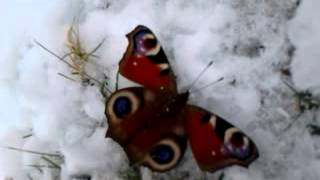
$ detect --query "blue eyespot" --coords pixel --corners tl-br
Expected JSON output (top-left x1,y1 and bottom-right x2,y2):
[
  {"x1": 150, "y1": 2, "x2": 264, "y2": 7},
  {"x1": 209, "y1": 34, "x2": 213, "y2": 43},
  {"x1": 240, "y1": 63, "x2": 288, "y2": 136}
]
[
  {"x1": 113, "y1": 96, "x2": 132, "y2": 118},
  {"x1": 150, "y1": 145, "x2": 174, "y2": 164}
]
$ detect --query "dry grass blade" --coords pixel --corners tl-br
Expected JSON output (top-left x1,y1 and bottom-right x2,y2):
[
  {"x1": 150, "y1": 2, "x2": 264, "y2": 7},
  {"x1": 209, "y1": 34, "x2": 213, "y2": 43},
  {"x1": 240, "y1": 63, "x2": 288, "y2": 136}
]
[
  {"x1": 34, "y1": 19, "x2": 112, "y2": 94},
  {"x1": 283, "y1": 113, "x2": 303, "y2": 131},
  {"x1": 4, "y1": 146, "x2": 62, "y2": 157},
  {"x1": 22, "y1": 133, "x2": 33, "y2": 139},
  {"x1": 64, "y1": 24, "x2": 106, "y2": 81},
  {"x1": 58, "y1": 72, "x2": 77, "y2": 82},
  {"x1": 65, "y1": 25, "x2": 88, "y2": 77},
  {"x1": 41, "y1": 156, "x2": 61, "y2": 169},
  {"x1": 27, "y1": 164, "x2": 59, "y2": 169},
  {"x1": 283, "y1": 81, "x2": 320, "y2": 131},
  {"x1": 34, "y1": 40, "x2": 111, "y2": 94}
]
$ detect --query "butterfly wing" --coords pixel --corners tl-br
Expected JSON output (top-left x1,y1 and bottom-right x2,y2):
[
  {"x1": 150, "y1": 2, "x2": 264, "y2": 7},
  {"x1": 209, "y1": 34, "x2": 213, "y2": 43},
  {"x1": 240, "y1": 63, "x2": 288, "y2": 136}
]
[
  {"x1": 109, "y1": 25, "x2": 259, "y2": 173},
  {"x1": 105, "y1": 87, "x2": 159, "y2": 145},
  {"x1": 119, "y1": 25, "x2": 176, "y2": 92},
  {"x1": 184, "y1": 105, "x2": 259, "y2": 172},
  {"x1": 107, "y1": 26, "x2": 186, "y2": 172},
  {"x1": 126, "y1": 119, "x2": 187, "y2": 172},
  {"x1": 105, "y1": 87, "x2": 187, "y2": 171}
]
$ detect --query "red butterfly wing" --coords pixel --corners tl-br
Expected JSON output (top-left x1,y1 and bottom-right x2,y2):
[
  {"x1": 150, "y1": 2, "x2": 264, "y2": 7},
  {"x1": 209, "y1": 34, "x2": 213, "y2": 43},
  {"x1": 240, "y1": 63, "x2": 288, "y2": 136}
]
[
  {"x1": 119, "y1": 25, "x2": 176, "y2": 92},
  {"x1": 185, "y1": 105, "x2": 259, "y2": 172},
  {"x1": 105, "y1": 87, "x2": 164, "y2": 145},
  {"x1": 126, "y1": 118, "x2": 187, "y2": 172},
  {"x1": 105, "y1": 87, "x2": 187, "y2": 171},
  {"x1": 107, "y1": 25, "x2": 259, "y2": 173}
]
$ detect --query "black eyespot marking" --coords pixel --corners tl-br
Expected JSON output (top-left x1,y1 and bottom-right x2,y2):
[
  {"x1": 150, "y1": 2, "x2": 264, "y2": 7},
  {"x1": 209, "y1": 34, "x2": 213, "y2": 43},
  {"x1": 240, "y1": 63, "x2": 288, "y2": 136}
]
[
  {"x1": 143, "y1": 38, "x2": 157, "y2": 50},
  {"x1": 200, "y1": 113, "x2": 211, "y2": 123},
  {"x1": 150, "y1": 144, "x2": 175, "y2": 165},
  {"x1": 215, "y1": 116, "x2": 233, "y2": 138},
  {"x1": 113, "y1": 96, "x2": 132, "y2": 118},
  {"x1": 148, "y1": 49, "x2": 168, "y2": 63},
  {"x1": 160, "y1": 68, "x2": 170, "y2": 76},
  {"x1": 224, "y1": 128, "x2": 251, "y2": 159},
  {"x1": 230, "y1": 132, "x2": 245, "y2": 147}
]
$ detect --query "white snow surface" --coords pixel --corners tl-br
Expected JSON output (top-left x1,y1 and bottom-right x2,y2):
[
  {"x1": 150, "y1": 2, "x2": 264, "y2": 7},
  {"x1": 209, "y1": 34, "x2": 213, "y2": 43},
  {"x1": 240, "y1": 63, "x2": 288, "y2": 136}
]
[{"x1": 0, "y1": 0, "x2": 319, "y2": 179}]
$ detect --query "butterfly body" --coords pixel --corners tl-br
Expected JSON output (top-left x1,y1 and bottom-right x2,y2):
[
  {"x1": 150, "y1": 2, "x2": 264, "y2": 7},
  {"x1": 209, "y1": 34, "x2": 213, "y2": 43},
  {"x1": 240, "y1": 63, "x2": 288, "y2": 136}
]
[{"x1": 105, "y1": 25, "x2": 258, "y2": 172}]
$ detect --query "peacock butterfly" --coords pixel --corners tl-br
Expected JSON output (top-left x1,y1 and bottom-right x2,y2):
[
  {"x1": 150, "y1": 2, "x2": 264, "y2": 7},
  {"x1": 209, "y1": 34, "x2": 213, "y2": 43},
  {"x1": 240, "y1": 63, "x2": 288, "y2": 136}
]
[{"x1": 105, "y1": 25, "x2": 259, "y2": 172}]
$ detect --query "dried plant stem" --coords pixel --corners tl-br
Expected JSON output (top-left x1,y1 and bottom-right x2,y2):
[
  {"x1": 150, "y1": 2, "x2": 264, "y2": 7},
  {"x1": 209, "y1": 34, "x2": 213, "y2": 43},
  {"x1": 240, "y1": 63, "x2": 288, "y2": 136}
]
[
  {"x1": 27, "y1": 164, "x2": 59, "y2": 169},
  {"x1": 58, "y1": 72, "x2": 77, "y2": 82},
  {"x1": 4, "y1": 146, "x2": 62, "y2": 157},
  {"x1": 41, "y1": 156, "x2": 61, "y2": 169},
  {"x1": 34, "y1": 40, "x2": 112, "y2": 94}
]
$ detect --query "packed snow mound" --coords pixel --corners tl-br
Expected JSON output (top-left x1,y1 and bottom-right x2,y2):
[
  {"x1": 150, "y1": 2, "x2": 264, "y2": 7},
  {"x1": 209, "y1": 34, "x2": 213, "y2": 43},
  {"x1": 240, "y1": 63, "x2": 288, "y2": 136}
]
[{"x1": 1, "y1": 0, "x2": 320, "y2": 179}]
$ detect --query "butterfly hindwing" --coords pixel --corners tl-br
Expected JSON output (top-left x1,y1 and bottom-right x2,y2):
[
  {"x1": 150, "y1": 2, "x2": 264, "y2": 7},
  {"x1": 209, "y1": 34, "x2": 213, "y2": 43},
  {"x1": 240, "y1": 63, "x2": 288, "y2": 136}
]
[
  {"x1": 105, "y1": 87, "x2": 187, "y2": 171},
  {"x1": 105, "y1": 87, "x2": 156, "y2": 145},
  {"x1": 119, "y1": 25, "x2": 176, "y2": 92},
  {"x1": 126, "y1": 120, "x2": 187, "y2": 172},
  {"x1": 185, "y1": 105, "x2": 259, "y2": 172}
]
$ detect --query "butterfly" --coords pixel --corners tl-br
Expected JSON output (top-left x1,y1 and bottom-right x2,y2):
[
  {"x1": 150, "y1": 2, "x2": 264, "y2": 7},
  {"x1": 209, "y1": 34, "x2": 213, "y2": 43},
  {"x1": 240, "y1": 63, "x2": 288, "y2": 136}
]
[{"x1": 105, "y1": 25, "x2": 259, "y2": 172}]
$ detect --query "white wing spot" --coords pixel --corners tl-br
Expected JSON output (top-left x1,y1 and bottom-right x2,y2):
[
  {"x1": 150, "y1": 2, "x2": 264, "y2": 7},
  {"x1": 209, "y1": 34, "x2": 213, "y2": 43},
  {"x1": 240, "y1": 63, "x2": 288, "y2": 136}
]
[
  {"x1": 143, "y1": 34, "x2": 155, "y2": 40},
  {"x1": 209, "y1": 116, "x2": 217, "y2": 129},
  {"x1": 224, "y1": 127, "x2": 238, "y2": 144},
  {"x1": 133, "y1": 61, "x2": 138, "y2": 66},
  {"x1": 211, "y1": 151, "x2": 216, "y2": 156},
  {"x1": 159, "y1": 63, "x2": 169, "y2": 71},
  {"x1": 160, "y1": 86, "x2": 164, "y2": 90}
]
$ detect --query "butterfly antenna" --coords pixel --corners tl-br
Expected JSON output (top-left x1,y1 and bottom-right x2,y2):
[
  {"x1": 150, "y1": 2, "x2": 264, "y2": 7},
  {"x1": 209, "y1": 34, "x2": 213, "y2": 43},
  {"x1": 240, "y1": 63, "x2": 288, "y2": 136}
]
[
  {"x1": 187, "y1": 61, "x2": 214, "y2": 91},
  {"x1": 190, "y1": 77, "x2": 224, "y2": 93}
]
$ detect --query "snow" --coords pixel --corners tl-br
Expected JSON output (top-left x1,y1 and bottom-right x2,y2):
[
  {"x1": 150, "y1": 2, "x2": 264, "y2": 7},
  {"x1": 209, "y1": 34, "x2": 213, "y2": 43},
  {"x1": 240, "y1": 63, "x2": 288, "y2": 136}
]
[
  {"x1": 0, "y1": 0, "x2": 319, "y2": 179},
  {"x1": 289, "y1": 0, "x2": 320, "y2": 91}
]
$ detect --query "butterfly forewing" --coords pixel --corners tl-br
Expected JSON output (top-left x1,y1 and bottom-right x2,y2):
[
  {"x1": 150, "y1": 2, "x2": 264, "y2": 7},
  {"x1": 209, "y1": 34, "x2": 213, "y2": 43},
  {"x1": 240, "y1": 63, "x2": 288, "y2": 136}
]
[
  {"x1": 184, "y1": 105, "x2": 259, "y2": 172},
  {"x1": 119, "y1": 25, "x2": 177, "y2": 93}
]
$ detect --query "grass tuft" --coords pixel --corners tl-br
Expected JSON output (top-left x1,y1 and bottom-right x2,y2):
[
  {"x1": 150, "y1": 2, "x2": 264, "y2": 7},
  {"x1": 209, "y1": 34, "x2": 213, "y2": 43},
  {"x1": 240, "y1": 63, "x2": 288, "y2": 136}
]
[{"x1": 283, "y1": 81, "x2": 319, "y2": 130}]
